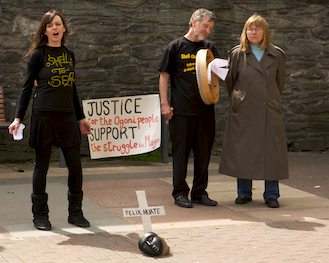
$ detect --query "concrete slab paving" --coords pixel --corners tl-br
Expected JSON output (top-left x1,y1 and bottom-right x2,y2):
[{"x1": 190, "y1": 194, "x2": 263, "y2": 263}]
[{"x1": 0, "y1": 152, "x2": 328, "y2": 262}]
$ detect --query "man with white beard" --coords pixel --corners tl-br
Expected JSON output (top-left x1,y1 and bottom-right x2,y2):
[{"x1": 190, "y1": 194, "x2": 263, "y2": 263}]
[{"x1": 158, "y1": 8, "x2": 219, "y2": 208}]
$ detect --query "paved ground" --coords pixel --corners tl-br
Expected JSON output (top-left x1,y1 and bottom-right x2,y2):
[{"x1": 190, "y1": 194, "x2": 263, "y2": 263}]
[{"x1": 0, "y1": 151, "x2": 328, "y2": 263}]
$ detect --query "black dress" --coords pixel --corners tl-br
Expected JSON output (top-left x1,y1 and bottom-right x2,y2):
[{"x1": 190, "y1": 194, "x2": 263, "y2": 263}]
[{"x1": 15, "y1": 45, "x2": 85, "y2": 148}]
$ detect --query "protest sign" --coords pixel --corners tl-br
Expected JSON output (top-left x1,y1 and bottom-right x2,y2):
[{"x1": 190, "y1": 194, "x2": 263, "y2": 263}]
[{"x1": 82, "y1": 94, "x2": 161, "y2": 159}]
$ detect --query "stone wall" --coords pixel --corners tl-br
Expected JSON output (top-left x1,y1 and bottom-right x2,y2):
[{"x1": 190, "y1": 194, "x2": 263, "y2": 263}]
[{"x1": 0, "y1": 0, "x2": 328, "y2": 162}]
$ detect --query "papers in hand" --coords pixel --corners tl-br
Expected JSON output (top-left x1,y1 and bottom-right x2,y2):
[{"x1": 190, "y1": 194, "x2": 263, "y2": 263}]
[
  {"x1": 207, "y1": 58, "x2": 229, "y2": 84},
  {"x1": 13, "y1": 123, "x2": 25, "y2": 141}
]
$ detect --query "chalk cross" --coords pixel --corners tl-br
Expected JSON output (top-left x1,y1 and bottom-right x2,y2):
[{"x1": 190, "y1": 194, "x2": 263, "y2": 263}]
[{"x1": 123, "y1": 190, "x2": 165, "y2": 232}]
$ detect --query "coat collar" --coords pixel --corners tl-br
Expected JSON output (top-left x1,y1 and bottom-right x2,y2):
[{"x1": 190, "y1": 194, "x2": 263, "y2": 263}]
[{"x1": 244, "y1": 43, "x2": 279, "y2": 73}]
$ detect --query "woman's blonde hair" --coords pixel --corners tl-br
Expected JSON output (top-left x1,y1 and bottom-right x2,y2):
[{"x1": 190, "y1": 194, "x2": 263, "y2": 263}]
[{"x1": 240, "y1": 13, "x2": 271, "y2": 51}]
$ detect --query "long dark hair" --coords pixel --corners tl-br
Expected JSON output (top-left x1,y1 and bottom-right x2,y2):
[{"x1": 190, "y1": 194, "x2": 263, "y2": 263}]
[{"x1": 24, "y1": 10, "x2": 69, "y2": 58}]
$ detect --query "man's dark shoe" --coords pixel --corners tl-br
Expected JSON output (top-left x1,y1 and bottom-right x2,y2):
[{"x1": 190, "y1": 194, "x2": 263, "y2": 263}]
[
  {"x1": 175, "y1": 195, "x2": 193, "y2": 208},
  {"x1": 266, "y1": 198, "x2": 280, "y2": 208},
  {"x1": 192, "y1": 195, "x2": 217, "y2": 206},
  {"x1": 235, "y1": 196, "x2": 252, "y2": 204}
]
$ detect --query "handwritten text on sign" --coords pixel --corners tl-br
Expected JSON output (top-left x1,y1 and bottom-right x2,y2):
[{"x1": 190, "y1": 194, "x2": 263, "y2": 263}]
[
  {"x1": 123, "y1": 207, "x2": 165, "y2": 217},
  {"x1": 82, "y1": 94, "x2": 161, "y2": 159},
  {"x1": 123, "y1": 190, "x2": 166, "y2": 232}
]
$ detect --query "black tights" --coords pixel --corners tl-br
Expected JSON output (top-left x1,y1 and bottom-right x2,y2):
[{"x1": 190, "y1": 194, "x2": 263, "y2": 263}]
[{"x1": 33, "y1": 145, "x2": 83, "y2": 195}]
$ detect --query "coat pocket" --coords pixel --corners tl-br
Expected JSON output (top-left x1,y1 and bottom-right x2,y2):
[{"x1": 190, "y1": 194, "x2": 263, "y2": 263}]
[{"x1": 231, "y1": 89, "x2": 246, "y2": 113}]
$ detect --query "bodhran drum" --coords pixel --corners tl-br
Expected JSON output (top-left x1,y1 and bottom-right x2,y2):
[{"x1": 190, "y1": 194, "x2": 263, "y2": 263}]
[{"x1": 195, "y1": 49, "x2": 220, "y2": 104}]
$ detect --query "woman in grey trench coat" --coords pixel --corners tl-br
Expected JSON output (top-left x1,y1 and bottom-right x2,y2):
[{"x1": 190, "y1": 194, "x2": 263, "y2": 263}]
[{"x1": 219, "y1": 14, "x2": 289, "y2": 208}]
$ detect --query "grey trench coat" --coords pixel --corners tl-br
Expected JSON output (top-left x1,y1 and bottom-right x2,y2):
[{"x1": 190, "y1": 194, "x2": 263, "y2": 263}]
[{"x1": 219, "y1": 44, "x2": 289, "y2": 180}]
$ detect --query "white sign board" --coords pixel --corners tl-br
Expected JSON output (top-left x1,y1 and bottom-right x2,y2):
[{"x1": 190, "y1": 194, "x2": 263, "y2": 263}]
[{"x1": 82, "y1": 94, "x2": 161, "y2": 159}]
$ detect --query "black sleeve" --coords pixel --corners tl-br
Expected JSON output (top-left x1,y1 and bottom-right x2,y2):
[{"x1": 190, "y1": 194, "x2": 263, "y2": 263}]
[
  {"x1": 158, "y1": 43, "x2": 175, "y2": 74},
  {"x1": 73, "y1": 83, "x2": 85, "y2": 121},
  {"x1": 15, "y1": 49, "x2": 41, "y2": 120},
  {"x1": 69, "y1": 48, "x2": 85, "y2": 120}
]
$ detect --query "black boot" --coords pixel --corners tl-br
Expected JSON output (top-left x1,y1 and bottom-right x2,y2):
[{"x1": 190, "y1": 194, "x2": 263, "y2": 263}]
[
  {"x1": 31, "y1": 193, "x2": 52, "y2": 231},
  {"x1": 68, "y1": 191, "x2": 90, "y2": 228}
]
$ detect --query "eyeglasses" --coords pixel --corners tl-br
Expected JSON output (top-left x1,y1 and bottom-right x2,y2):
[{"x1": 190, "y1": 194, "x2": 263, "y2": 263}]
[{"x1": 247, "y1": 28, "x2": 263, "y2": 33}]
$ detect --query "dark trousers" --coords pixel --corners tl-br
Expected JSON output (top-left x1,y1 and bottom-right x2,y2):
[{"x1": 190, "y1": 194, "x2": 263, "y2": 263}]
[
  {"x1": 33, "y1": 145, "x2": 83, "y2": 195},
  {"x1": 169, "y1": 112, "x2": 215, "y2": 200}
]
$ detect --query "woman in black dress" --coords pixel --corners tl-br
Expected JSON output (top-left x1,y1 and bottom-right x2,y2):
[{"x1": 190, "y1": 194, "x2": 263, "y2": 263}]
[{"x1": 8, "y1": 10, "x2": 91, "y2": 231}]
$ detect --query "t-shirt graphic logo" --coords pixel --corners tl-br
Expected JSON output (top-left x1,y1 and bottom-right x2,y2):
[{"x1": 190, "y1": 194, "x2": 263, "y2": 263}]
[
  {"x1": 181, "y1": 53, "x2": 196, "y2": 73},
  {"x1": 46, "y1": 53, "x2": 74, "y2": 88}
]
